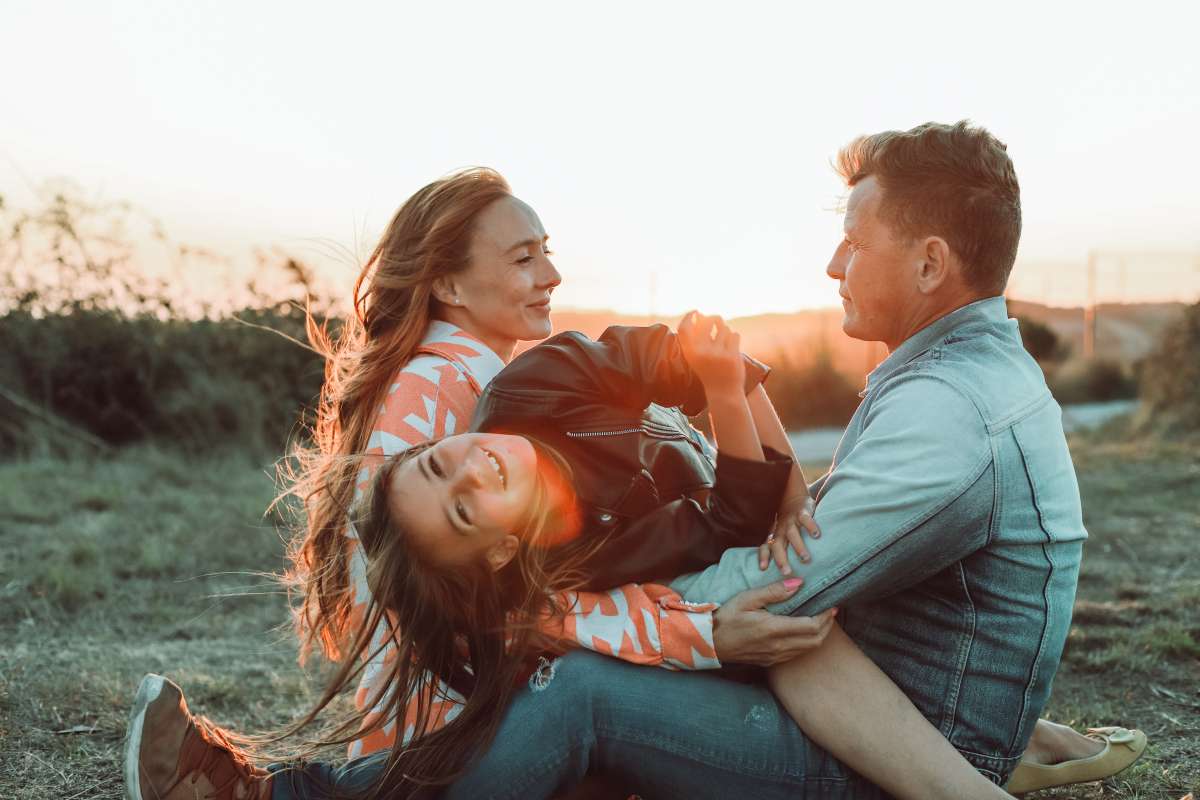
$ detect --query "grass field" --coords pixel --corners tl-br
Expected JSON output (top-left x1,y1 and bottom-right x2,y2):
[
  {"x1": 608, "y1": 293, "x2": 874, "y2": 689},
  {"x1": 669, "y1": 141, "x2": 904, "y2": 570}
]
[{"x1": 1, "y1": 434, "x2": 1197, "y2": 799}]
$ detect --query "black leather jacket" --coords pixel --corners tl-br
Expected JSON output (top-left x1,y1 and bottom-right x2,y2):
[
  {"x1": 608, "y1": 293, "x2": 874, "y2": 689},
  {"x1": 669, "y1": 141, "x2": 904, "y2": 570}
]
[{"x1": 470, "y1": 325, "x2": 794, "y2": 591}]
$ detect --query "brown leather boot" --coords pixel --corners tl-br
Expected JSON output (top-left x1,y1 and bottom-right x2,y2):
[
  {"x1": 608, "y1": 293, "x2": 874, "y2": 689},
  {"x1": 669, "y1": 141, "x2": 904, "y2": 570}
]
[{"x1": 124, "y1": 674, "x2": 273, "y2": 800}]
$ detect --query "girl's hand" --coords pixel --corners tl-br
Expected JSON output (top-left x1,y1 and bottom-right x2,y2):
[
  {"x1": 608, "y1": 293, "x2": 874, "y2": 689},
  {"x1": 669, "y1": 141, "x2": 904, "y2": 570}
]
[
  {"x1": 677, "y1": 311, "x2": 746, "y2": 398},
  {"x1": 759, "y1": 495, "x2": 821, "y2": 575}
]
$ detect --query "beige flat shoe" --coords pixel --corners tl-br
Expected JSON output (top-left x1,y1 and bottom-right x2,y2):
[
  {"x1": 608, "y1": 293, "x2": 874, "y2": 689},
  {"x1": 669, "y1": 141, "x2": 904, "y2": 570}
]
[{"x1": 1006, "y1": 726, "x2": 1147, "y2": 794}]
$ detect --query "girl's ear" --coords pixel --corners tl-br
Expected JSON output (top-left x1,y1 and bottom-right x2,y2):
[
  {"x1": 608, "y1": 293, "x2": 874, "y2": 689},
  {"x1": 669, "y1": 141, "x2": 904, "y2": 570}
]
[
  {"x1": 486, "y1": 534, "x2": 520, "y2": 572},
  {"x1": 431, "y1": 275, "x2": 459, "y2": 307}
]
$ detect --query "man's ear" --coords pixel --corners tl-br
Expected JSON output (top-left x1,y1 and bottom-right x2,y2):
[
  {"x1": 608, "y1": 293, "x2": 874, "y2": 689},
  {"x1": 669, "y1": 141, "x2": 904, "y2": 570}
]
[
  {"x1": 916, "y1": 236, "x2": 953, "y2": 294},
  {"x1": 431, "y1": 275, "x2": 460, "y2": 307},
  {"x1": 486, "y1": 534, "x2": 520, "y2": 572}
]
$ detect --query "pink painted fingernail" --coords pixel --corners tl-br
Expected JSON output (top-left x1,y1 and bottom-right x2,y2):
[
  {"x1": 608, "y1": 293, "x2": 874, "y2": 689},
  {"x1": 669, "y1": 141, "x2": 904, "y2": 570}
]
[{"x1": 784, "y1": 578, "x2": 803, "y2": 589}]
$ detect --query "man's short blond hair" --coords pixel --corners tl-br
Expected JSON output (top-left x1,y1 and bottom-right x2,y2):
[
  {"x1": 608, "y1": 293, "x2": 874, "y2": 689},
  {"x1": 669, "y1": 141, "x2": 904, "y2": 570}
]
[{"x1": 837, "y1": 121, "x2": 1021, "y2": 295}]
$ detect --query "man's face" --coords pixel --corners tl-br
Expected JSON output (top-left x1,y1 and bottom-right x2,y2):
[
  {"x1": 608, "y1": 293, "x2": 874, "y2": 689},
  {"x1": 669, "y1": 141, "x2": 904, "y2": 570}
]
[{"x1": 826, "y1": 176, "x2": 924, "y2": 349}]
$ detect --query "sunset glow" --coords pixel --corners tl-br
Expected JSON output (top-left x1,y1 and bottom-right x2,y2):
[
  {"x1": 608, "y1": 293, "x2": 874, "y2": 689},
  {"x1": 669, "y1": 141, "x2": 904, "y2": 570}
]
[{"x1": 2, "y1": 1, "x2": 1198, "y2": 316}]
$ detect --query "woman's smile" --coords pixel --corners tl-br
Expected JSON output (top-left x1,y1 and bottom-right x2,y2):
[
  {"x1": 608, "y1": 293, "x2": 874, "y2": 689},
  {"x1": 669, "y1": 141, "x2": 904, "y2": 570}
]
[{"x1": 481, "y1": 446, "x2": 506, "y2": 489}]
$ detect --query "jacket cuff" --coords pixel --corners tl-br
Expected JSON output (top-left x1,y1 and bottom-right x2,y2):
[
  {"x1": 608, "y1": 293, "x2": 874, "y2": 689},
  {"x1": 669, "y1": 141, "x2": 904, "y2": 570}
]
[
  {"x1": 742, "y1": 353, "x2": 771, "y2": 394},
  {"x1": 714, "y1": 447, "x2": 794, "y2": 509},
  {"x1": 657, "y1": 596, "x2": 722, "y2": 670}
]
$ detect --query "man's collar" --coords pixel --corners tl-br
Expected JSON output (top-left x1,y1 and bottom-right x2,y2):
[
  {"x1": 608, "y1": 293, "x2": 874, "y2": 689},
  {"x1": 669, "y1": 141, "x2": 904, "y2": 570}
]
[{"x1": 863, "y1": 296, "x2": 1008, "y2": 395}]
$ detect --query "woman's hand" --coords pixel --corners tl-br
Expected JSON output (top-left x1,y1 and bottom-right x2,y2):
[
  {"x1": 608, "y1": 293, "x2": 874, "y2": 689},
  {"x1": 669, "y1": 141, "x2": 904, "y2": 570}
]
[
  {"x1": 712, "y1": 580, "x2": 837, "y2": 666},
  {"x1": 759, "y1": 494, "x2": 821, "y2": 575},
  {"x1": 677, "y1": 311, "x2": 746, "y2": 399}
]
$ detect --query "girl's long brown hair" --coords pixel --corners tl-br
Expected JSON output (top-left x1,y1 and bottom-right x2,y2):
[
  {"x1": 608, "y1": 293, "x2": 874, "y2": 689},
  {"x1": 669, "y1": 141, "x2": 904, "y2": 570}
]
[
  {"x1": 285, "y1": 167, "x2": 512, "y2": 663},
  {"x1": 280, "y1": 442, "x2": 602, "y2": 798}
]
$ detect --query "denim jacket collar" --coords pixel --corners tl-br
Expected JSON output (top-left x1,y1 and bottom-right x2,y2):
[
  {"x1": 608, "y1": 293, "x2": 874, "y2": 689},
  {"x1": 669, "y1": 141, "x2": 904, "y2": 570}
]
[{"x1": 863, "y1": 295, "x2": 1008, "y2": 395}]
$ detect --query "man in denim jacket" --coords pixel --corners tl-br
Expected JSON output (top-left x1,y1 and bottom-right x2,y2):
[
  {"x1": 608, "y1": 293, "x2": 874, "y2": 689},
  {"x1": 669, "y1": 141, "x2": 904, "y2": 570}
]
[
  {"x1": 443, "y1": 121, "x2": 1093, "y2": 797},
  {"x1": 668, "y1": 121, "x2": 1087, "y2": 786}
]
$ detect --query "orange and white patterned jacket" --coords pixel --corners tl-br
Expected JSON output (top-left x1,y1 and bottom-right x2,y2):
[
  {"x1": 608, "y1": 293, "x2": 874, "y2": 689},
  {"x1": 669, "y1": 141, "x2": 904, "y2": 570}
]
[{"x1": 346, "y1": 320, "x2": 721, "y2": 759}]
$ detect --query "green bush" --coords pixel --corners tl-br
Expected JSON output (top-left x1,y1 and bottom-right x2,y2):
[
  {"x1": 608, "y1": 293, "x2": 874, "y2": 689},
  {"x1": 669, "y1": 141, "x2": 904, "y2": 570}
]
[
  {"x1": 0, "y1": 305, "x2": 325, "y2": 455},
  {"x1": 1137, "y1": 300, "x2": 1200, "y2": 433},
  {"x1": 762, "y1": 348, "x2": 862, "y2": 429},
  {"x1": 1047, "y1": 358, "x2": 1138, "y2": 405},
  {"x1": 1014, "y1": 315, "x2": 1069, "y2": 364}
]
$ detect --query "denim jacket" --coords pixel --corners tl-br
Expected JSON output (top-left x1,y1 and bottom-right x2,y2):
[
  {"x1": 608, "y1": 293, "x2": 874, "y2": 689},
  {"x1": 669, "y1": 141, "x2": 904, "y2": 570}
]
[{"x1": 672, "y1": 296, "x2": 1087, "y2": 783}]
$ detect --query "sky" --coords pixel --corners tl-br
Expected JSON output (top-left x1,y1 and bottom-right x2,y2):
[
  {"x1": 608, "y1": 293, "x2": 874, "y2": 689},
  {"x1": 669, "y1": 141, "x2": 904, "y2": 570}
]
[{"x1": 2, "y1": 1, "x2": 1198, "y2": 317}]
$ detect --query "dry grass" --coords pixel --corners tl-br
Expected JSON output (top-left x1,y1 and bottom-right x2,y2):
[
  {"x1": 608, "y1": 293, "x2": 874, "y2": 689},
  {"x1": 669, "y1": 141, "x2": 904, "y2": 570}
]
[{"x1": 0, "y1": 436, "x2": 1197, "y2": 799}]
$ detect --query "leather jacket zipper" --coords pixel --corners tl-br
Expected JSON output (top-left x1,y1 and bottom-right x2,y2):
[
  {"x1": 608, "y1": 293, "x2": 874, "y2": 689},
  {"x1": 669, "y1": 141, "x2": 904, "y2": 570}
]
[
  {"x1": 566, "y1": 427, "x2": 643, "y2": 439},
  {"x1": 567, "y1": 424, "x2": 688, "y2": 440}
]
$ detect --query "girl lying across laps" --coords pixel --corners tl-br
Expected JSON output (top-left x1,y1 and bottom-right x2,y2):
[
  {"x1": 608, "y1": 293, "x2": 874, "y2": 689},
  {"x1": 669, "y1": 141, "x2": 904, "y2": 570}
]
[{"x1": 125, "y1": 312, "x2": 1019, "y2": 800}]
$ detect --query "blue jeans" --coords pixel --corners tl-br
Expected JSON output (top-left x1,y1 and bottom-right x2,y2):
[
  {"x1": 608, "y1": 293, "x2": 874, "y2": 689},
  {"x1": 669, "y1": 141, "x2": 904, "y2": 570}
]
[{"x1": 269, "y1": 650, "x2": 883, "y2": 800}]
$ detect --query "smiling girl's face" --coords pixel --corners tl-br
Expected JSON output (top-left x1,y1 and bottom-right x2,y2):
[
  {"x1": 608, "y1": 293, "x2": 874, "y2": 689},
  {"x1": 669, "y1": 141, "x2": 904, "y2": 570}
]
[{"x1": 384, "y1": 433, "x2": 539, "y2": 570}]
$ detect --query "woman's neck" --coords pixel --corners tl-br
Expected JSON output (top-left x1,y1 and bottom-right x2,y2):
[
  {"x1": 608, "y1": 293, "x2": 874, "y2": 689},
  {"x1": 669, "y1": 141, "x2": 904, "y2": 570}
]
[{"x1": 434, "y1": 309, "x2": 517, "y2": 363}]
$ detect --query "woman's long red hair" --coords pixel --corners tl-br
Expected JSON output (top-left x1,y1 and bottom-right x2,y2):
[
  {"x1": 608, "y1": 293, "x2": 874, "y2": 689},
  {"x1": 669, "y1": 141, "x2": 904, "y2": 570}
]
[
  {"x1": 276, "y1": 169, "x2": 602, "y2": 796},
  {"x1": 284, "y1": 167, "x2": 511, "y2": 662}
]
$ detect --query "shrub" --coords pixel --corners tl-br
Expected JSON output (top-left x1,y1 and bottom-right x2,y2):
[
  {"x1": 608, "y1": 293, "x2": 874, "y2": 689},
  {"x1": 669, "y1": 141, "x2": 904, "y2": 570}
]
[
  {"x1": 762, "y1": 347, "x2": 862, "y2": 429},
  {"x1": 0, "y1": 305, "x2": 325, "y2": 455},
  {"x1": 1137, "y1": 300, "x2": 1200, "y2": 433},
  {"x1": 1014, "y1": 315, "x2": 1069, "y2": 364},
  {"x1": 1047, "y1": 358, "x2": 1138, "y2": 405}
]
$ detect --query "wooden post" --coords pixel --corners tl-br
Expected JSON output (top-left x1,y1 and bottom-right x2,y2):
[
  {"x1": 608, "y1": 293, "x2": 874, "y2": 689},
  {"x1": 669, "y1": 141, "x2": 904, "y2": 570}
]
[{"x1": 1083, "y1": 251, "x2": 1097, "y2": 359}]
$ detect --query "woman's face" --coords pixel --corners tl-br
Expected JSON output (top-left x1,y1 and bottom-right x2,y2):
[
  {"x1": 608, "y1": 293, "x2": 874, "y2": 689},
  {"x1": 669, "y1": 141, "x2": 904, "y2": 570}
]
[
  {"x1": 386, "y1": 433, "x2": 539, "y2": 569},
  {"x1": 436, "y1": 196, "x2": 562, "y2": 360}
]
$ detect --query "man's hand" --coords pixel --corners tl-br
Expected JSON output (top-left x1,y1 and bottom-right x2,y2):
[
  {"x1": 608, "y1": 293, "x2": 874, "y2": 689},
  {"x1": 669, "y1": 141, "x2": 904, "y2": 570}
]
[
  {"x1": 712, "y1": 580, "x2": 837, "y2": 666},
  {"x1": 760, "y1": 494, "x2": 821, "y2": 575},
  {"x1": 677, "y1": 311, "x2": 746, "y2": 398}
]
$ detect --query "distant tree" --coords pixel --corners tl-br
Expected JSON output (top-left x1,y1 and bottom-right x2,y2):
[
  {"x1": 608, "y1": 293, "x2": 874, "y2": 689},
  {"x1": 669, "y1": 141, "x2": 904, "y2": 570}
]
[
  {"x1": 1047, "y1": 358, "x2": 1138, "y2": 404},
  {"x1": 1138, "y1": 300, "x2": 1200, "y2": 433},
  {"x1": 0, "y1": 181, "x2": 331, "y2": 318},
  {"x1": 1014, "y1": 315, "x2": 1069, "y2": 364}
]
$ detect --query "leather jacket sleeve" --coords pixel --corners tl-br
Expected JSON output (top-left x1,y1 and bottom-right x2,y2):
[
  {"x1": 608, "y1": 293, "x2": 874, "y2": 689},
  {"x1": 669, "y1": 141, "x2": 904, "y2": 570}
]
[
  {"x1": 580, "y1": 446, "x2": 795, "y2": 591},
  {"x1": 489, "y1": 325, "x2": 770, "y2": 416}
]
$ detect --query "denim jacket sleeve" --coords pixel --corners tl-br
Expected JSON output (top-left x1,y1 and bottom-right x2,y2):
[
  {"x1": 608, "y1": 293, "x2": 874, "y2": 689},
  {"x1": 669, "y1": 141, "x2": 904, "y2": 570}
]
[
  {"x1": 673, "y1": 374, "x2": 997, "y2": 613},
  {"x1": 782, "y1": 374, "x2": 993, "y2": 614}
]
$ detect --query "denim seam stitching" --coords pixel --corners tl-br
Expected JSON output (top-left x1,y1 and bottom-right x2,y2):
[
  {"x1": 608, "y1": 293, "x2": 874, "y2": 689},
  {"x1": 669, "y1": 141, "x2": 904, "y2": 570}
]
[
  {"x1": 1007, "y1": 432, "x2": 1060, "y2": 752},
  {"x1": 941, "y1": 560, "x2": 976, "y2": 738},
  {"x1": 985, "y1": 390, "x2": 1054, "y2": 434},
  {"x1": 985, "y1": 434, "x2": 1003, "y2": 547}
]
